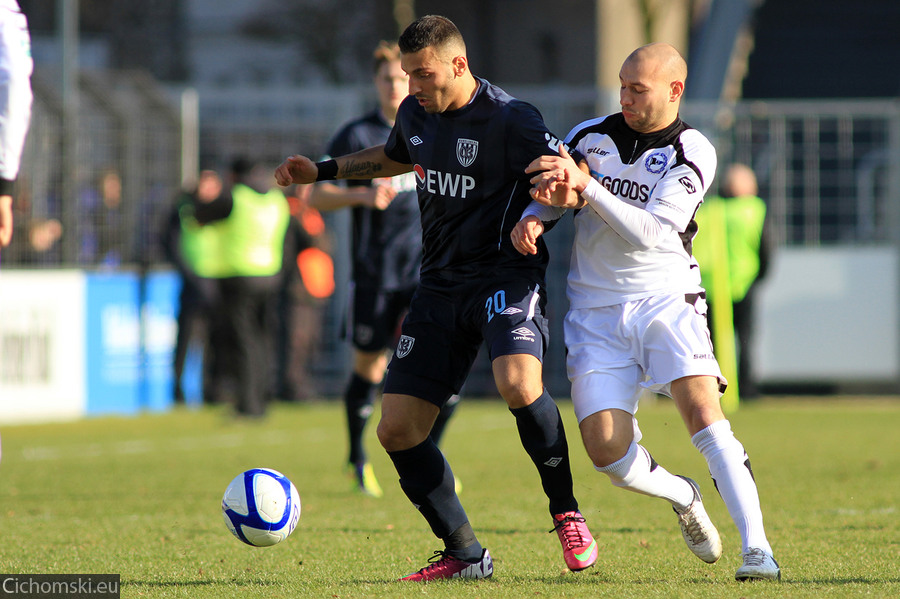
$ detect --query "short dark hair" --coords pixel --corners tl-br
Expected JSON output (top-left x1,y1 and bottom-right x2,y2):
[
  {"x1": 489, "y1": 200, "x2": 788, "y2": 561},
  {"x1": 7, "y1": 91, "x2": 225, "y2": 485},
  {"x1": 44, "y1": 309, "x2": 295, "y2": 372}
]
[
  {"x1": 372, "y1": 41, "x2": 401, "y2": 73},
  {"x1": 398, "y1": 15, "x2": 465, "y2": 55}
]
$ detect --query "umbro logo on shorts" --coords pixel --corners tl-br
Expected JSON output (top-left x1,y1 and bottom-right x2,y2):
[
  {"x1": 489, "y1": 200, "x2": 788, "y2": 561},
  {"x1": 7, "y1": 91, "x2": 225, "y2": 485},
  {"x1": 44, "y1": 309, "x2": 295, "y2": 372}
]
[
  {"x1": 511, "y1": 327, "x2": 535, "y2": 342},
  {"x1": 410, "y1": 136, "x2": 423, "y2": 145},
  {"x1": 501, "y1": 307, "x2": 522, "y2": 315}
]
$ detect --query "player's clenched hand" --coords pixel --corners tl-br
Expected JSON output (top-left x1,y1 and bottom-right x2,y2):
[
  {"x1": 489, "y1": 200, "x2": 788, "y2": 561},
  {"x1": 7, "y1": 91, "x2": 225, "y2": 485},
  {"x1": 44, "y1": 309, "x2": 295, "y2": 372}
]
[
  {"x1": 525, "y1": 144, "x2": 589, "y2": 208},
  {"x1": 275, "y1": 155, "x2": 318, "y2": 187},
  {"x1": 511, "y1": 215, "x2": 545, "y2": 255}
]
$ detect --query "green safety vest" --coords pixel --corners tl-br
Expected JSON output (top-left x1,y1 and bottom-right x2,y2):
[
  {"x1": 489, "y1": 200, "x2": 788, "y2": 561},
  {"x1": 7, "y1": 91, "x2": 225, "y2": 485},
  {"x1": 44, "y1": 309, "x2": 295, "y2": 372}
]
[
  {"x1": 221, "y1": 183, "x2": 290, "y2": 277},
  {"x1": 694, "y1": 194, "x2": 767, "y2": 302},
  {"x1": 179, "y1": 202, "x2": 230, "y2": 278}
]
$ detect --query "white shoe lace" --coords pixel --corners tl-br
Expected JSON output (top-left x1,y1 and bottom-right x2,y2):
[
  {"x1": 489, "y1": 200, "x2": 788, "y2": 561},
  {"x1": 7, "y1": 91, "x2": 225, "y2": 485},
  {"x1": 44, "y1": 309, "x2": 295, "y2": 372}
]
[{"x1": 742, "y1": 548, "x2": 768, "y2": 567}]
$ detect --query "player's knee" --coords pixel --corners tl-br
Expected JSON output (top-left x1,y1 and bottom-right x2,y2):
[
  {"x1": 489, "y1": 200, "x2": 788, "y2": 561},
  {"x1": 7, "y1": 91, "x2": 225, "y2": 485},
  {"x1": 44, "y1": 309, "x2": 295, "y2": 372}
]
[
  {"x1": 376, "y1": 415, "x2": 426, "y2": 452},
  {"x1": 587, "y1": 438, "x2": 632, "y2": 470}
]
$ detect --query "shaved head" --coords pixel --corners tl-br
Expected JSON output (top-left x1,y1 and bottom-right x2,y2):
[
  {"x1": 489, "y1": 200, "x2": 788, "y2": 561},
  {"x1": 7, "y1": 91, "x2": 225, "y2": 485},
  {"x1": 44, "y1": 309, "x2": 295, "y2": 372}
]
[
  {"x1": 618, "y1": 43, "x2": 688, "y2": 133},
  {"x1": 624, "y1": 43, "x2": 687, "y2": 84}
]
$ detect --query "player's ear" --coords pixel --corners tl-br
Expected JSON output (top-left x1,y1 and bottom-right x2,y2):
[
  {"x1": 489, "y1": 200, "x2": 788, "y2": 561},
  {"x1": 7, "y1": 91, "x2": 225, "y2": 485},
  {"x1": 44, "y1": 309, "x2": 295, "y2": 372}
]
[
  {"x1": 451, "y1": 54, "x2": 467, "y2": 77},
  {"x1": 670, "y1": 79, "x2": 685, "y2": 102}
]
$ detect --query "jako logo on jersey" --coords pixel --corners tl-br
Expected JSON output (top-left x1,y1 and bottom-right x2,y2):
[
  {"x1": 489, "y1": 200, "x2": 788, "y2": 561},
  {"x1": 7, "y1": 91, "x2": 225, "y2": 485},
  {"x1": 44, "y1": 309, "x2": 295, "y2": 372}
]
[
  {"x1": 456, "y1": 138, "x2": 478, "y2": 167},
  {"x1": 396, "y1": 335, "x2": 415, "y2": 358},
  {"x1": 414, "y1": 164, "x2": 476, "y2": 198},
  {"x1": 511, "y1": 327, "x2": 535, "y2": 342},
  {"x1": 410, "y1": 135, "x2": 423, "y2": 145},
  {"x1": 645, "y1": 151, "x2": 668, "y2": 174},
  {"x1": 600, "y1": 175, "x2": 650, "y2": 203},
  {"x1": 679, "y1": 176, "x2": 697, "y2": 194}
]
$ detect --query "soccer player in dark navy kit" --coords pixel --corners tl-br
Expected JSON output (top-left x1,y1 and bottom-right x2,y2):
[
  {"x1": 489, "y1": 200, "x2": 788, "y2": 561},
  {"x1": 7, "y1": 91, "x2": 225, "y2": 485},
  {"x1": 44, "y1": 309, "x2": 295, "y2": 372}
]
[
  {"x1": 275, "y1": 15, "x2": 597, "y2": 580},
  {"x1": 309, "y1": 41, "x2": 458, "y2": 498}
]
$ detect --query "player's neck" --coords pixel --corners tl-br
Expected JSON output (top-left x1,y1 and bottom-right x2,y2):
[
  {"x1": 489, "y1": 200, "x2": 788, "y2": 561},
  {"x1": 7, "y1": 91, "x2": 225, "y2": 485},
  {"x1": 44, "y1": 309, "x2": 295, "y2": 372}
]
[{"x1": 450, "y1": 75, "x2": 479, "y2": 111}]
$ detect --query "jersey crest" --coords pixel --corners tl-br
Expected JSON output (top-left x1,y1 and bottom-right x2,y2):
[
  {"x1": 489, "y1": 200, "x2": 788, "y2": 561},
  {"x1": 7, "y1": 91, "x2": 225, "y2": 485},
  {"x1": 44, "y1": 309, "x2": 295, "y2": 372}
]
[
  {"x1": 396, "y1": 334, "x2": 415, "y2": 358},
  {"x1": 456, "y1": 138, "x2": 478, "y2": 167}
]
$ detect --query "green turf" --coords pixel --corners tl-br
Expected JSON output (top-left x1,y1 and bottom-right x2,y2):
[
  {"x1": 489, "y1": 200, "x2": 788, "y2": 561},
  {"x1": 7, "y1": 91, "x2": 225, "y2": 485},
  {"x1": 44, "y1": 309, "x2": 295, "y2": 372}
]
[{"x1": 1, "y1": 396, "x2": 898, "y2": 598}]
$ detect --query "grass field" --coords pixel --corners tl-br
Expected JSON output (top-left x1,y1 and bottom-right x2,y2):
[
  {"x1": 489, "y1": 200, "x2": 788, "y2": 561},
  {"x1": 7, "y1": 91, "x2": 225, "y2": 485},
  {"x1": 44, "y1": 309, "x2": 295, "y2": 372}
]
[{"x1": 1, "y1": 396, "x2": 898, "y2": 598}]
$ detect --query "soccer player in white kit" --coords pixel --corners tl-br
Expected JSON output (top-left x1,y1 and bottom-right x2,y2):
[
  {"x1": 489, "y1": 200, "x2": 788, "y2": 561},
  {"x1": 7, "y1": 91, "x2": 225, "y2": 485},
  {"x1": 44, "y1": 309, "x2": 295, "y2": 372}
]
[
  {"x1": 0, "y1": 0, "x2": 32, "y2": 250},
  {"x1": 512, "y1": 42, "x2": 780, "y2": 581}
]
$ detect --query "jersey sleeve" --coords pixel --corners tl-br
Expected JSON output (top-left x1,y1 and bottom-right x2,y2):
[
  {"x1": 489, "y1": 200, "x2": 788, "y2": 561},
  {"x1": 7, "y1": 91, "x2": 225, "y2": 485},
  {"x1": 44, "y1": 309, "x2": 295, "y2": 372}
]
[
  {"x1": 505, "y1": 100, "x2": 563, "y2": 173},
  {"x1": 646, "y1": 130, "x2": 717, "y2": 232}
]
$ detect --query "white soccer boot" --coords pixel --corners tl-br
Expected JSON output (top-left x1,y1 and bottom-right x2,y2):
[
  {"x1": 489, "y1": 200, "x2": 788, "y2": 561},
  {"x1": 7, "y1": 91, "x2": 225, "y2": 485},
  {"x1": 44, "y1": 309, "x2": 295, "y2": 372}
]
[
  {"x1": 673, "y1": 475, "x2": 723, "y2": 563},
  {"x1": 735, "y1": 547, "x2": 781, "y2": 581}
]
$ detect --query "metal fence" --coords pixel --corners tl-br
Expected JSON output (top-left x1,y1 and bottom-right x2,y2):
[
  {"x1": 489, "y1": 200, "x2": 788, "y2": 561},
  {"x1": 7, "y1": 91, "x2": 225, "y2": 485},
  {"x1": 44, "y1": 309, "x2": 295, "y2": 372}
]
[{"x1": 6, "y1": 70, "x2": 900, "y2": 396}]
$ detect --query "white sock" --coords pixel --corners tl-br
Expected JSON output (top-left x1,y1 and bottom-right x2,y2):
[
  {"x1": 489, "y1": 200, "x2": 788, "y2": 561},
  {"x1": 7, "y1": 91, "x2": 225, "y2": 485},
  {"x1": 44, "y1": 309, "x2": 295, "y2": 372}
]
[
  {"x1": 692, "y1": 420, "x2": 773, "y2": 554},
  {"x1": 596, "y1": 441, "x2": 694, "y2": 509}
]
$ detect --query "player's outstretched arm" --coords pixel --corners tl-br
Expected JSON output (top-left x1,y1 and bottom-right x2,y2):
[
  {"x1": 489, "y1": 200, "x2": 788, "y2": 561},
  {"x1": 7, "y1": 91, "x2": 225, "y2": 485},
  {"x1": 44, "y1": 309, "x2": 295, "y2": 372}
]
[
  {"x1": 275, "y1": 145, "x2": 410, "y2": 187},
  {"x1": 525, "y1": 145, "x2": 589, "y2": 209}
]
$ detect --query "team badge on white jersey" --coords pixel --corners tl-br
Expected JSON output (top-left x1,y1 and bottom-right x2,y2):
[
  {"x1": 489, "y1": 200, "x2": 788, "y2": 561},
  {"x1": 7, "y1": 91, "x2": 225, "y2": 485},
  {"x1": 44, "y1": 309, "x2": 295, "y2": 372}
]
[
  {"x1": 396, "y1": 335, "x2": 415, "y2": 358},
  {"x1": 456, "y1": 138, "x2": 478, "y2": 167}
]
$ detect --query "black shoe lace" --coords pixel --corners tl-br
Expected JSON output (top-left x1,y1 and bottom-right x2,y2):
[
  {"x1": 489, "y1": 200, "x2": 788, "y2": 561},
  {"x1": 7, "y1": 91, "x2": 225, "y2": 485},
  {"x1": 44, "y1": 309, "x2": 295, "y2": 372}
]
[
  {"x1": 417, "y1": 550, "x2": 451, "y2": 574},
  {"x1": 550, "y1": 514, "x2": 587, "y2": 548}
]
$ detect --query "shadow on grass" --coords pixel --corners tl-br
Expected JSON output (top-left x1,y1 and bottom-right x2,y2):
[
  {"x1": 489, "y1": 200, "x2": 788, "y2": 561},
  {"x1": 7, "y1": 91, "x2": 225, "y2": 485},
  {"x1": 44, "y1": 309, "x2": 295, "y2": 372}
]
[
  {"x1": 126, "y1": 579, "x2": 280, "y2": 588},
  {"x1": 782, "y1": 577, "x2": 900, "y2": 585}
]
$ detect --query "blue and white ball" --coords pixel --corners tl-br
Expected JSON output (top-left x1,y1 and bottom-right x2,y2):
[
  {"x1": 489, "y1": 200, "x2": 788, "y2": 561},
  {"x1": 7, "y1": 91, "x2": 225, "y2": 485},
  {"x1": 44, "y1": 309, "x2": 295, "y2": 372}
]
[{"x1": 222, "y1": 468, "x2": 301, "y2": 547}]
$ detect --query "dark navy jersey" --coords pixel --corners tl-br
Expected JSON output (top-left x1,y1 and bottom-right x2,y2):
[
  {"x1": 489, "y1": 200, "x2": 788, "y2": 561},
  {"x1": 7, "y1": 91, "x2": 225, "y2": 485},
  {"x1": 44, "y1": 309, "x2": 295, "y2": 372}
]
[
  {"x1": 384, "y1": 78, "x2": 563, "y2": 284},
  {"x1": 326, "y1": 109, "x2": 421, "y2": 290}
]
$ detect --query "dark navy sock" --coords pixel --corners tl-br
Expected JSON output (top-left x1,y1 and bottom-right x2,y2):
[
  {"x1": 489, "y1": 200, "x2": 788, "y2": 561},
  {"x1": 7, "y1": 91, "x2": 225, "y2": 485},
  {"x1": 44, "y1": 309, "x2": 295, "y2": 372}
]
[
  {"x1": 510, "y1": 390, "x2": 578, "y2": 515},
  {"x1": 344, "y1": 373, "x2": 375, "y2": 465},
  {"x1": 388, "y1": 438, "x2": 475, "y2": 547}
]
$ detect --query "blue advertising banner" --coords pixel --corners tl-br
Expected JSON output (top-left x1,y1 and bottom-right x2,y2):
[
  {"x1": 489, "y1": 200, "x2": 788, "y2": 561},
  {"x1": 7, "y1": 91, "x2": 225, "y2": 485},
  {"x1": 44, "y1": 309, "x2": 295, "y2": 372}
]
[{"x1": 85, "y1": 273, "x2": 142, "y2": 415}]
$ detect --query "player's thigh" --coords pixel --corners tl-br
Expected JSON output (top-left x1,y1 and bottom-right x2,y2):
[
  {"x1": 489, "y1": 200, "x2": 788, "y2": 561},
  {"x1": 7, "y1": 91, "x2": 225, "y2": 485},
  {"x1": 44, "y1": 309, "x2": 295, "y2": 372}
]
[
  {"x1": 565, "y1": 306, "x2": 644, "y2": 422},
  {"x1": 383, "y1": 287, "x2": 480, "y2": 406},
  {"x1": 637, "y1": 294, "x2": 724, "y2": 397}
]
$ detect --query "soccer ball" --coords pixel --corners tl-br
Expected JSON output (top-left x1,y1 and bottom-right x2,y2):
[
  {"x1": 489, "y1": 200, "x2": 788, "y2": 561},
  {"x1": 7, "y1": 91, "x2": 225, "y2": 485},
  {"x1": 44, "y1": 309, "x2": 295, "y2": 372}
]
[{"x1": 222, "y1": 468, "x2": 301, "y2": 547}]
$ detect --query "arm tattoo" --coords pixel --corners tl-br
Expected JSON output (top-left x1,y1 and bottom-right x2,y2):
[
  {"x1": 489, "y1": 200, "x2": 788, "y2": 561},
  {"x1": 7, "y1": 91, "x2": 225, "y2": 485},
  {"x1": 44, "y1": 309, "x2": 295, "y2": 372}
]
[{"x1": 340, "y1": 159, "x2": 384, "y2": 179}]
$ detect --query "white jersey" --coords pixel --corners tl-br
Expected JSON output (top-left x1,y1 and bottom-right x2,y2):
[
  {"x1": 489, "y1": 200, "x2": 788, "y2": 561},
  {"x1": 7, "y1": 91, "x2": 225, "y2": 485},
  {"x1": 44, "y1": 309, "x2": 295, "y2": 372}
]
[
  {"x1": 530, "y1": 113, "x2": 717, "y2": 309},
  {"x1": 0, "y1": 0, "x2": 32, "y2": 187}
]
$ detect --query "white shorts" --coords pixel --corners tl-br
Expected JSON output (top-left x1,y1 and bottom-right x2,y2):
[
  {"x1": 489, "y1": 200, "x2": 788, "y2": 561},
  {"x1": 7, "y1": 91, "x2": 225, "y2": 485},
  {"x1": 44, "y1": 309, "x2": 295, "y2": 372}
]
[{"x1": 566, "y1": 293, "x2": 726, "y2": 423}]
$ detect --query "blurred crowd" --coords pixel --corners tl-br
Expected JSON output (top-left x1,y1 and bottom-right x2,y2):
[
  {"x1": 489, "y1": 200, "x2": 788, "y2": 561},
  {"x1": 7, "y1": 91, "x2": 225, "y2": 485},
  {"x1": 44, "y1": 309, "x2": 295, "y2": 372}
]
[{"x1": 161, "y1": 158, "x2": 334, "y2": 417}]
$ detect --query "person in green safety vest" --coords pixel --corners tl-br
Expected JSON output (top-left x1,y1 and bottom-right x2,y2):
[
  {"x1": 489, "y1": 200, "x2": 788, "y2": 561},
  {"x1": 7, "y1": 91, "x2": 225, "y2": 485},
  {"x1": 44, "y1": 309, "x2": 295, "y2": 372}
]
[
  {"x1": 161, "y1": 168, "x2": 227, "y2": 405},
  {"x1": 194, "y1": 157, "x2": 291, "y2": 417},
  {"x1": 693, "y1": 163, "x2": 771, "y2": 399}
]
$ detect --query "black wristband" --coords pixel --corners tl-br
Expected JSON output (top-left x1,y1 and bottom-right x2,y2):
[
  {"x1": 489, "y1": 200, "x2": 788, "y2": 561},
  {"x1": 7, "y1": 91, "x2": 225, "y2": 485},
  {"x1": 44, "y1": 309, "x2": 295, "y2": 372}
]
[
  {"x1": 0, "y1": 178, "x2": 15, "y2": 196},
  {"x1": 314, "y1": 159, "x2": 338, "y2": 181}
]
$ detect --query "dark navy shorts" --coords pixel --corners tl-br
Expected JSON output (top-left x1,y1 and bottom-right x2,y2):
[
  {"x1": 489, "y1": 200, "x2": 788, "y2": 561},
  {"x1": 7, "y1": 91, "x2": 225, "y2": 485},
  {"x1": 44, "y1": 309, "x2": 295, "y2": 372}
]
[
  {"x1": 346, "y1": 284, "x2": 417, "y2": 352},
  {"x1": 383, "y1": 275, "x2": 549, "y2": 406}
]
